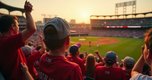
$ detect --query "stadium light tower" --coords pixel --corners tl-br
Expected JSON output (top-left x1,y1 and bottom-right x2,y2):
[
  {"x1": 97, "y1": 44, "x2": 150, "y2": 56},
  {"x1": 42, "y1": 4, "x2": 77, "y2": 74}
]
[
  {"x1": 115, "y1": 0, "x2": 136, "y2": 18},
  {"x1": 132, "y1": 0, "x2": 136, "y2": 14}
]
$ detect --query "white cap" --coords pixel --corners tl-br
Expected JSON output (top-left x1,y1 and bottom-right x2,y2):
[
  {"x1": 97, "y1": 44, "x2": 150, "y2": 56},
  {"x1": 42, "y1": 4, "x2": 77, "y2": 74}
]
[{"x1": 44, "y1": 17, "x2": 70, "y2": 40}]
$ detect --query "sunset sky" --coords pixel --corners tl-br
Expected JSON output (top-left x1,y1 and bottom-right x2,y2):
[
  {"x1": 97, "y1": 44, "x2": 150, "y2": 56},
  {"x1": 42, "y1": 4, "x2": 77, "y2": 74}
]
[{"x1": 0, "y1": 0, "x2": 152, "y2": 23}]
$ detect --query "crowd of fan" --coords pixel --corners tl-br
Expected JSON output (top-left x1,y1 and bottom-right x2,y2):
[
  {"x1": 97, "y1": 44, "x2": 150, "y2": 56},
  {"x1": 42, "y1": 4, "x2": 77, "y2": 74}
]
[
  {"x1": 0, "y1": 1, "x2": 152, "y2": 80},
  {"x1": 22, "y1": 41, "x2": 138, "y2": 80},
  {"x1": 91, "y1": 17, "x2": 152, "y2": 28},
  {"x1": 90, "y1": 28, "x2": 146, "y2": 38}
]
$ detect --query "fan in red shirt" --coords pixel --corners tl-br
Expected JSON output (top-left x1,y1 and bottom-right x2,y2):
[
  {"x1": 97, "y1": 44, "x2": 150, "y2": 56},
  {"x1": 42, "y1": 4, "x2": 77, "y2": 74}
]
[
  {"x1": 67, "y1": 45, "x2": 86, "y2": 76},
  {"x1": 38, "y1": 17, "x2": 83, "y2": 80},
  {"x1": 22, "y1": 35, "x2": 46, "y2": 79},
  {"x1": 122, "y1": 56, "x2": 135, "y2": 80},
  {"x1": 0, "y1": 1, "x2": 36, "y2": 80},
  {"x1": 95, "y1": 51, "x2": 126, "y2": 80}
]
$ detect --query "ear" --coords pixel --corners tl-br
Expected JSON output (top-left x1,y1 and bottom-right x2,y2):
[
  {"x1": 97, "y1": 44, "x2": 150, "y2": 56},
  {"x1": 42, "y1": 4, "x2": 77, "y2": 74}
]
[
  {"x1": 64, "y1": 37, "x2": 70, "y2": 49},
  {"x1": 147, "y1": 49, "x2": 152, "y2": 59},
  {"x1": 66, "y1": 37, "x2": 70, "y2": 45}
]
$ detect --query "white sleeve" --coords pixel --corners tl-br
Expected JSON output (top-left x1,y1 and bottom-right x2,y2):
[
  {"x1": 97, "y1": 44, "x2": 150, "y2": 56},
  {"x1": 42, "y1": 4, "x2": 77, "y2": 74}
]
[{"x1": 130, "y1": 73, "x2": 152, "y2": 80}]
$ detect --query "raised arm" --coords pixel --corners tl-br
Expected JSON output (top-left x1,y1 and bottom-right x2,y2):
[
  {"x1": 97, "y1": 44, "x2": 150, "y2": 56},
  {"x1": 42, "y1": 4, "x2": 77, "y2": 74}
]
[
  {"x1": 95, "y1": 51, "x2": 104, "y2": 63},
  {"x1": 22, "y1": 1, "x2": 36, "y2": 42},
  {"x1": 21, "y1": 63, "x2": 34, "y2": 80},
  {"x1": 131, "y1": 46, "x2": 145, "y2": 77}
]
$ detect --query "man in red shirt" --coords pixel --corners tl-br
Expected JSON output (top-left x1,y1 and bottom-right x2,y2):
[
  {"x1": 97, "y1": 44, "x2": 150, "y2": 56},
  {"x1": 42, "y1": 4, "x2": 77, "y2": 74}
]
[
  {"x1": 0, "y1": 1, "x2": 36, "y2": 80},
  {"x1": 38, "y1": 17, "x2": 83, "y2": 80},
  {"x1": 67, "y1": 45, "x2": 85, "y2": 76},
  {"x1": 95, "y1": 51, "x2": 126, "y2": 80}
]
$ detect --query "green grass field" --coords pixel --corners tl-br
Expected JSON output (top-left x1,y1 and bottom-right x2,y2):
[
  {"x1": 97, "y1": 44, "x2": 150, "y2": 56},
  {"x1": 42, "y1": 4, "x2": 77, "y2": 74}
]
[{"x1": 70, "y1": 36, "x2": 144, "y2": 61}]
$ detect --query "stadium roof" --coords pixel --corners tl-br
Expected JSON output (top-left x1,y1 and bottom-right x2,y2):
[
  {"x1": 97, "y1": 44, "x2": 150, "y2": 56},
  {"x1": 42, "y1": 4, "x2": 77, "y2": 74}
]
[
  {"x1": 90, "y1": 11, "x2": 152, "y2": 18},
  {"x1": 0, "y1": 1, "x2": 25, "y2": 13}
]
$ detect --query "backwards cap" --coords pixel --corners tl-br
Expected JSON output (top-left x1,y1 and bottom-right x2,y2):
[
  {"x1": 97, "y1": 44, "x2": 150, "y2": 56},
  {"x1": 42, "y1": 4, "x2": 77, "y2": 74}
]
[
  {"x1": 69, "y1": 45, "x2": 79, "y2": 54},
  {"x1": 105, "y1": 51, "x2": 117, "y2": 62},
  {"x1": 123, "y1": 56, "x2": 135, "y2": 66},
  {"x1": 43, "y1": 17, "x2": 70, "y2": 40}
]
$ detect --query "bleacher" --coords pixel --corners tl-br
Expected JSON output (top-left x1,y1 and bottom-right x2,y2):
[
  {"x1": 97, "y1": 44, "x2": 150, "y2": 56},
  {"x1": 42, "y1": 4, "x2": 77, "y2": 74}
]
[
  {"x1": 89, "y1": 13, "x2": 152, "y2": 38},
  {"x1": 91, "y1": 17, "x2": 152, "y2": 29}
]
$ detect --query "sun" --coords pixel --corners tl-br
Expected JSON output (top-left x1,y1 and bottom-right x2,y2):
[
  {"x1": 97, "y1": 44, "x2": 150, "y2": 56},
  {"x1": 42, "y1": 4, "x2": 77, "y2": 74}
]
[
  {"x1": 80, "y1": 11, "x2": 90, "y2": 23},
  {"x1": 81, "y1": 12, "x2": 89, "y2": 19}
]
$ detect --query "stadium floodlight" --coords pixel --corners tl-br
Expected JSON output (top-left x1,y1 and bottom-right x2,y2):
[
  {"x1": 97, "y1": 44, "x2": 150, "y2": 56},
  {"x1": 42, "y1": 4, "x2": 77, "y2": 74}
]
[{"x1": 115, "y1": 0, "x2": 136, "y2": 16}]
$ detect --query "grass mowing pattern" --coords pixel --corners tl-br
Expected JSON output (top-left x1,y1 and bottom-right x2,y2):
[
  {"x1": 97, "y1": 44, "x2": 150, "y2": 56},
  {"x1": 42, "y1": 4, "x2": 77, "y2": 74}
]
[{"x1": 70, "y1": 36, "x2": 144, "y2": 61}]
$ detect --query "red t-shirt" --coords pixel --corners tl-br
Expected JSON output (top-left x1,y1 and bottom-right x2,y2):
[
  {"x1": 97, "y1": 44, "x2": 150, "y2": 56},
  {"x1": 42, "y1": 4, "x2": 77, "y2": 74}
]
[
  {"x1": 95, "y1": 66, "x2": 127, "y2": 80},
  {"x1": 27, "y1": 50, "x2": 42, "y2": 79},
  {"x1": 0, "y1": 33, "x2": 26, "y2": 80},
  {"x1": 95, "y1": 62, "x2": 104, "y2": 67},
  {"x1": 38, "y1": 53, "x2": 83, "y2": 80},
  {"x1": 67, "y1": 55, "x2": 85, "y2": 76}
]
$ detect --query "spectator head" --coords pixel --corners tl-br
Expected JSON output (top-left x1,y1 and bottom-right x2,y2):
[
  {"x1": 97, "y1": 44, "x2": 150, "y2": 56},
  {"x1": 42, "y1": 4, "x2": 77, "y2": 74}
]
[
  {"x1": 69, "y1": 45, "x2": 79, "y2": 56},
  {"x1": 79, "y1": 53, "x2": 85, "y2": 59},
  {"x1": 0, "y1": 15, "x2": 19, "y2": 34},
  {"x1": 43, "y1": 17, "x2": 70, "y2": 51},
  {"x1": 104, "y1": 51, "x2": 117, "y2": 66},
  {"x1": 144, "y1": 29, "x2": 152, "y2": 65},
  {"x1": 21, "y1": 46, "x2": 32, "y2": 58},
  {"x1": 123, "y1": 56, "x2": 135, "y2": 69},
  {"x1": 86, "y1": 54, "x2": 96, "y2": 77}
]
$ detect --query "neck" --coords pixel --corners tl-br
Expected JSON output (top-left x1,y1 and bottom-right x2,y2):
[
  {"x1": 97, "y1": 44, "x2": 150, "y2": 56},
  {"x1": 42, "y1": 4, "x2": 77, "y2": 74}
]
[
  {"x1": 48, "y1": 49, "x2": 65, "y2": 56},
  {"x1": 105, "y1": 64, "x2": 113, "y2": 68}
]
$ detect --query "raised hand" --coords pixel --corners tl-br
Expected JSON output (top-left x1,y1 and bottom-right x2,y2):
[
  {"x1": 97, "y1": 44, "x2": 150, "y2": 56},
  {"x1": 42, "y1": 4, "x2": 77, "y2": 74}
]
[
  {"x1": 21, "y1": 63, "x2": 28, "y2": 73},
  {"x1": 24, "y1": 0, "x2": 33, "y2": 12}
]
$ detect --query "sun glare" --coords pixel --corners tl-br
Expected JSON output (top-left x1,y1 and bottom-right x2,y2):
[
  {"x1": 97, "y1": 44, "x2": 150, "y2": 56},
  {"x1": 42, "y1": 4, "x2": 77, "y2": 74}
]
[{"x1": 80, "y1": 11, "x2": 90, "y2": 23}]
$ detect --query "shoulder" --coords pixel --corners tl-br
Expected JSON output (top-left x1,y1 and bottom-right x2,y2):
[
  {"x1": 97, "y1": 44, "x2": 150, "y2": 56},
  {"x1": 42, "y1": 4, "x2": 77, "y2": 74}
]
[
  {"x1": 66, "y1": 56, "x2": 71, "y2": 59},
  {"x1": 1, "y1": 33, "x2": 22, "y2": 41},
  {"x1": 77, "y1": 57, "x2": 83, "y2": 62},
  {"x1": 95, "y1": 66, "x2": 106, "y2": 72},
  {"x1": 0, "y1": 33, "x2": 24, "y2": 48},
  {"x1": 115, "y1": 67, "x2": 123, "y2": 71},
  {"x1": 130, "y1": 73, "x2": 152, "y2": 80},
  {"x1": 10, "y1": 33, "x2": 22, "y2": 39},
  {"x1": 64, "y1": 59, "x2": 80, "y2": 68},
  {"x1": 96, "y1": 66, "x2": 105, "y2": 69},
  {"x1": 39, "y1": 53, "x2": 48, "y2": 63},
  {"x1": 64, "y1": 60, "x2": 83, "y2": 73},
  {"x1": 40, "y1": 53, "x2": 47, "y2": 58}
]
